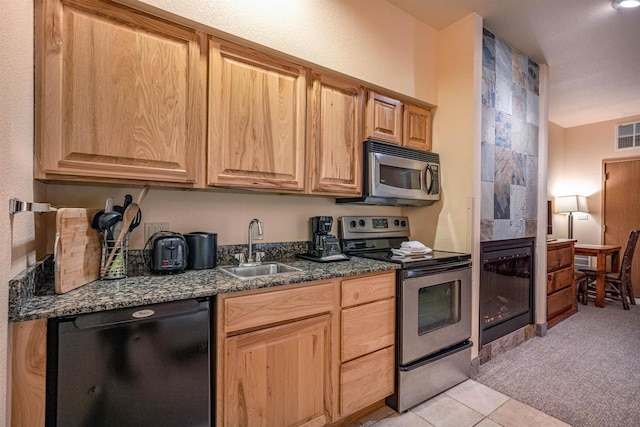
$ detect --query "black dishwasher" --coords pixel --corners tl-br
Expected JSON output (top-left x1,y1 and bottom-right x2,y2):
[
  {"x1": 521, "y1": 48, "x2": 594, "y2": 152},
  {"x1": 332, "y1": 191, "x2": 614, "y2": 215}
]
[{"x1": 46, "y1": 298, "x2": 211, "y2": 427}]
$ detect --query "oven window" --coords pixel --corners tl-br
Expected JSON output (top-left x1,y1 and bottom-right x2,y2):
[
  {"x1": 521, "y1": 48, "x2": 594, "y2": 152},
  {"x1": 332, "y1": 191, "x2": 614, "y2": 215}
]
[
  {"x1": 418, "y1": 281, "x2": 460, "y2": 335},
  {"x1": 380, "y1": 165, "x2": 421, "y2": 190}
]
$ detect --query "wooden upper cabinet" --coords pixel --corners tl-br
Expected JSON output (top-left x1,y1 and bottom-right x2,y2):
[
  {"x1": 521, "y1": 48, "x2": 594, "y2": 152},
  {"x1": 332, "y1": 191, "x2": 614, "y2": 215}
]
[
  {"x1": 365, "y1": 91, "x2": 433, "y2": 151},
  {"x1": 35, "y1": 0, "x2": 207, "y2": 185},
  {"x1": 365, "y1": 91, "x2": 403, "y2": 145},
  {"x1": 208, "y1": 38, "x2": 306, "y2": 191},
  {"x1": 307, "y1": 73, "x2": 363, "y2": 196},
  {"x1": 403, "y1": 104, "x2": 432, "y2": 151}
]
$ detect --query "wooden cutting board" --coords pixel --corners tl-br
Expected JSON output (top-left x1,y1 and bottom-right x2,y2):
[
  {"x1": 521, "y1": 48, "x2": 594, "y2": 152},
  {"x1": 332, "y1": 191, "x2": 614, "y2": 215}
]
[{"x1": 54, "y1": 208, "x2": 102, "y2": 294}]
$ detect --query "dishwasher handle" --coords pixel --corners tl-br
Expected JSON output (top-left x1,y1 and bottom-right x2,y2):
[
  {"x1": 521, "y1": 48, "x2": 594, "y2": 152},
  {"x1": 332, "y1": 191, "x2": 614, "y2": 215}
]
[{"x1": 67, "y1": 298, "x2": 207, "y2": 331}]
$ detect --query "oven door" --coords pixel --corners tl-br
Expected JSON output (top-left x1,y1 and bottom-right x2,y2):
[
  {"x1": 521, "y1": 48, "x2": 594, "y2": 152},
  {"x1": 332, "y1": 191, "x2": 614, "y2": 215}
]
[
  {"x1": 400, "y1": 265, "x2": 471, "y2": 366},
  {"x1": 370, "y1": 152, "x2": 437, "y2": 201}
]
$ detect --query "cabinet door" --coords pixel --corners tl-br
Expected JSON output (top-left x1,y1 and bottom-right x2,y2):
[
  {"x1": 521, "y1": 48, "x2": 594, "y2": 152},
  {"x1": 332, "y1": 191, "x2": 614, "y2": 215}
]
[
  {"x1": 11, "y1": 320, "x2": 47, "y2": 427},
  {"x1": 36, "y1": 0, "x2": 206, "y2": 185},
  {"x1": 341, "y1": 298, "x2": 394, "y2": 362},
  {"x1": 365, "y1": 91, "x2": 402, "y2": 145},
  {"x1": 224, "y1": 315, "x2": 332, "y2": 426},
  {"x1": 208, "y1": 38, "x2": 306, "y2": 191},
  {"x1": 307, "y1": 73, "x2": 363, "y2": 195},
  {"x1": 403, "y1": 104, "x2": 432, "y2": 151},
  {"x1": 340, "y1": 346, "x2": 394, "y2": 417}
]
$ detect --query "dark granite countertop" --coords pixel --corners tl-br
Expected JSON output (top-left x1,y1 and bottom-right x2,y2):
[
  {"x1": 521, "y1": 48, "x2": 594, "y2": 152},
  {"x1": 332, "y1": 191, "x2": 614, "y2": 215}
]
[{"x1": 9, "y1": 256, "x2": 398, "y2": 322}]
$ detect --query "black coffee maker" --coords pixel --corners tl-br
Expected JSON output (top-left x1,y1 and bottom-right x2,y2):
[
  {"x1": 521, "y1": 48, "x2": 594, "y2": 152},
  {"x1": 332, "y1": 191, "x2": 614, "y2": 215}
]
[{"x1": 297, "y1": 216, "x2": 349, "y2": 262}]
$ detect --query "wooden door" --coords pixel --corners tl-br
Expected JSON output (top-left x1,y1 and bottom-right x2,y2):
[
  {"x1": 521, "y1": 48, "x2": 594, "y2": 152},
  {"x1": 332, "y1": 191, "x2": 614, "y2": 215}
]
[
  {"x1": 403, "y1": 104, "x2": 432, "y2": 151},
  {"x1": 208, "y1": 38, "x2": 306, "y2": 191},
  {"x1": 307, "y1": 73, "x2": 363, "y2": 196},
  {"x1": 604, "y1": 159, "x2": 640, "y2": 297},
  {"x1": 224, "y1": 315, "x2": 332, "y2": 426},
  {"x1": 365, "y1": 91, "x2": 402, "y2": 145},
  {"x1": 35, "y1": 0, "x2": 206, "y2": 185}
]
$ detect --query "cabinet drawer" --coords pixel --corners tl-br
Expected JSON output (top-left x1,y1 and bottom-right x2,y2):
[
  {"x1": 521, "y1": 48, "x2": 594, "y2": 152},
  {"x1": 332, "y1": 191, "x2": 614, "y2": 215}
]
[
  {"x1": 342, "y1": 298, "x2": 395, "y2": 362},
  {"x1": 547, "y1": 245, "x2": 573, "y2": 271},
  {"x1": 341, "y1": 271, "x2": 395, "y2": 308},
  {"x1": 547, "y1": 267, "x2": 574, "y2": 294},
  {"x1": 223, "y1": 282, "x2": 335, "y2": 334},
  {"x1": 340, "y1": 346, "x2": 394, "y2": 417},
  {"x1": 547, "y1": 285, "x2": 575, "y2": 320}
]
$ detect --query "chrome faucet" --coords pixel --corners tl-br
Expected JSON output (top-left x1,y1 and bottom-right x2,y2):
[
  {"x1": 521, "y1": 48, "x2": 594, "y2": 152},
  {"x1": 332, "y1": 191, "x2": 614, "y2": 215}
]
[{"x1": 247, "y1": 218, "x2": 264, "y2": 265}]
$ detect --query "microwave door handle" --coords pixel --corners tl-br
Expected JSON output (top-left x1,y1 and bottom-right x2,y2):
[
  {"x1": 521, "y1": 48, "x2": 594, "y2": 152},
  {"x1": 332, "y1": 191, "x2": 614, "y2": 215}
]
[{"x1": 425, "y1": 164, "x2": 434, "y2": 194}]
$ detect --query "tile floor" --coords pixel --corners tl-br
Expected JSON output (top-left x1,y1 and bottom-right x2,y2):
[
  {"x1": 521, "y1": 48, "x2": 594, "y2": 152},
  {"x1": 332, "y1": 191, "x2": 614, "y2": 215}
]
[{"x1": 351, "y1": 380, "x2": 570, "y2": 427}]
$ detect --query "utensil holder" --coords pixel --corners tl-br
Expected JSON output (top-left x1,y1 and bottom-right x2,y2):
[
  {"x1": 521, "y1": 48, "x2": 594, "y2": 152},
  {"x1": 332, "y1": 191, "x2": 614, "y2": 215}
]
[{"x1": 100, "y1": 235, "x2": 129, "y2": 279}]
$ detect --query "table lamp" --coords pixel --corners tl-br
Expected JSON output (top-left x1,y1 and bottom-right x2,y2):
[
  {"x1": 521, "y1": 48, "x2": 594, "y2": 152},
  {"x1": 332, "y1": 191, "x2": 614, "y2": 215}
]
[{"x1": 556, "y1": 195, "x2": 588, "y2": 239}]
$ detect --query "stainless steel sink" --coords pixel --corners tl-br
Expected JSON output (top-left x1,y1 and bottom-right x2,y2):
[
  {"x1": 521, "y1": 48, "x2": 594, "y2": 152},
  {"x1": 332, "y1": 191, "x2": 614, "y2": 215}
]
[{"x1": 219, "y1": 262, "x2": 303, "y2": 280}]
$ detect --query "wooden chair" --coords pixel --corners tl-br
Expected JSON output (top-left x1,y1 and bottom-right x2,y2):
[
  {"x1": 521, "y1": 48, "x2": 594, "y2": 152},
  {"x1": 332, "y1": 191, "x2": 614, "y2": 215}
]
[
  {"x1": 578, "y1": 229, "x2": 640, "y2": 310},
  {"x1": 574, "y1": 271, "x2": 590, "y2": 305}
]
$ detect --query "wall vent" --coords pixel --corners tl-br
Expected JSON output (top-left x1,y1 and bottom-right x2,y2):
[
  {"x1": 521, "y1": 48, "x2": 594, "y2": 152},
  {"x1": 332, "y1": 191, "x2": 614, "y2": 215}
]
[
  {"x1": 574, "y1": 255, "x2": 591, "y2": 268},
  {"x1": 616, "y1": 121, "x2": 640, "y2": 150}
]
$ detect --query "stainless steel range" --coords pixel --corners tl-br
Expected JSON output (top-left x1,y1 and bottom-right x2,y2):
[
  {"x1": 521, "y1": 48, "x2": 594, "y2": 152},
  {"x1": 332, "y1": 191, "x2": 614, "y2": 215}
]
[{"x1": 339, "y1": 216, "x2": 472, "y2": 413}]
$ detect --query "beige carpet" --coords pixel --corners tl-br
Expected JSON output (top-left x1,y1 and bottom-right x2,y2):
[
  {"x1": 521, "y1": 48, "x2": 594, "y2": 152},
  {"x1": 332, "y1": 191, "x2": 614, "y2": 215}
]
[{"x1": 476, "y1": 302, "x2": 640, "y2": 427}]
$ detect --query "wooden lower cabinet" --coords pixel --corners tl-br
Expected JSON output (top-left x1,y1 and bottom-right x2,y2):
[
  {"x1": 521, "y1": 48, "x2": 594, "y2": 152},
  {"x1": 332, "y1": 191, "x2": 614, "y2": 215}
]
[
  {"x1": 224, "y1": 315, "x2": 332, "y2": 426},
  {"x1": 217, "y1": 280, "x2": 340, "y2": 426},
  {"x1": 340, "y1": 346, "x2": 394, "y2": 417},
  {"x1": 341, "y1": 298, "x2": 394, "y2": 362},
  {"x1": 339, "y1": 271, "x2": 395, "y2": 418},
  {"x1": 546, "y1": 240, "x2": 577, "y2": 327},
  {"x1": 218, "y1": 271, "x2": 397, "y2": 426},
  {"x1": 11, "y1": 319, "x2": 48, "y2": 427}
]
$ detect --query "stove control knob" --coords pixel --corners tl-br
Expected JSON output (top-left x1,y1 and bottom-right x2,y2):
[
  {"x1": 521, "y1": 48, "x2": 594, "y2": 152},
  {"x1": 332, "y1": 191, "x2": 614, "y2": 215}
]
[
  {"x1": 350, "y1": 220, "x2": 357, "y2": 228},
  {"x1": 358, "y1": 219, "x2": 366, "y2": 227},
  {"x1": 394, "y1": 219, "x2": 400, "y2": 226},
  {"x1": 401, "y1": 220, "x2": 407, "y2": 227}
]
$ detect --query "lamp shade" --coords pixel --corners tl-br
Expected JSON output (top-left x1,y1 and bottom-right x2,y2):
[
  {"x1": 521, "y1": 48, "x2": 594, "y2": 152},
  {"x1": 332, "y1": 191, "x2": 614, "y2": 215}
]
[{"x1": 556, "y1": 195, "x2": 589, "y2": 214}]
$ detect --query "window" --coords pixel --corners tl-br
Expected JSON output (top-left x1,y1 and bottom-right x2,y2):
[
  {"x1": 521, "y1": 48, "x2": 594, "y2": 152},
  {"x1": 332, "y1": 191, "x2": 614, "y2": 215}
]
[{"x1": 616, "y1": 121, "x2": 640, "y2": 150}]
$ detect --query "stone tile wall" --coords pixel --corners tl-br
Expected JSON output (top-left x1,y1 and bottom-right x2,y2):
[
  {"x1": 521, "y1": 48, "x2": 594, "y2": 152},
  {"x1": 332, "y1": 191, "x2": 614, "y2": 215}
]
[{"x1": 481, "y1": 29, "x2": 540, "y2": 241}]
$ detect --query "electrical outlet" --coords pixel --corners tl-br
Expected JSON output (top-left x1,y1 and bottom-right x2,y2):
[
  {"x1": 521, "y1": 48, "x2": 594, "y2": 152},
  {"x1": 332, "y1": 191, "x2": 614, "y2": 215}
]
[{"x1": 144, "y1": 222, "x2": 169, "y2": 243}]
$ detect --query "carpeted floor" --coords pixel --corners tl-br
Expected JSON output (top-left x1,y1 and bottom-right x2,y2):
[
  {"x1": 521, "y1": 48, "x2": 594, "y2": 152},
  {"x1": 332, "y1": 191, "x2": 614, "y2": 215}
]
[{"x1": 476, "y1": 302, "x2": 640, "y2": 427}]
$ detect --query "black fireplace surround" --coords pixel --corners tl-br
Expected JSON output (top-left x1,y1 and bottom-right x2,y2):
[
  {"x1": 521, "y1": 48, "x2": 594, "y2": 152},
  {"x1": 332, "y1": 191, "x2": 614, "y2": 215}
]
[{"x1": 480, "y1": 238, "x2": 535, "y2": 346}]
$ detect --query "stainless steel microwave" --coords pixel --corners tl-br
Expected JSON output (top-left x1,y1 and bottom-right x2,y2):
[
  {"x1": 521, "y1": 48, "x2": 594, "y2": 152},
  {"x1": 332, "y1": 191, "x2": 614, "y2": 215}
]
[{"x1": 337, "y1": 140, "x2": 440, "y2": 206}]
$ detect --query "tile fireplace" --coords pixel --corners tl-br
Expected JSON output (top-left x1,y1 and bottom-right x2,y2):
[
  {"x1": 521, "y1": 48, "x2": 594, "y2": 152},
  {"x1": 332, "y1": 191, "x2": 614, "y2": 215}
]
[{"x1": 480, "y1": 238, "x2": 535, "y2": 346}]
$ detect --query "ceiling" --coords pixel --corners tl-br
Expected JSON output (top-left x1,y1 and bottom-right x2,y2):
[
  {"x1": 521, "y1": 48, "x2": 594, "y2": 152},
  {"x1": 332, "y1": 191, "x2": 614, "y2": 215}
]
[{"x1": 387, "y1": 0, "x2": 640, "y2": 128}]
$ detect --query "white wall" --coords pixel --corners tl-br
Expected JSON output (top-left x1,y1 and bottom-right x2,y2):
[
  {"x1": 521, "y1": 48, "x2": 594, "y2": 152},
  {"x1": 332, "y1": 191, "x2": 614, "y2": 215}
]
[
  {"x1": 407, "y1": 12, "x2": 482, "y2": 356},
  {"x1": 548, "y1": 114, "x2": 640, "y2": 244},
  {"x1": 121, "y1": 0, "x2": 439, "y2": 105},
  {"x1": 536, "y1": 64, "x2": 550, "y2": 326},
  {"x1": 45, "y1": 185, "x2": 401, "y2": 249},
  {"x1": 1, "y1": 1, "x2": 37, "y2": 422}
]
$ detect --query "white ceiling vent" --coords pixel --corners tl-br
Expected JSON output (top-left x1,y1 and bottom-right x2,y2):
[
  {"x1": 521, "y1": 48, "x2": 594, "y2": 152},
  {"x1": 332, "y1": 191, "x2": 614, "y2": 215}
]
[{"x1": 616, "y1": 121, "x2": 640, "y2": 150}]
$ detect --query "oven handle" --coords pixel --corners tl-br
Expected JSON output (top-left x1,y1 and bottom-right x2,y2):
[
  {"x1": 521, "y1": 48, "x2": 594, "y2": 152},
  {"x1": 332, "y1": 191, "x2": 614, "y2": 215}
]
[
  {"x1": 403, "y1": 261, "x2": 471, "y2": 278},
  {"x1": 399, "y1": 340, "x2": 472, "y2": 371}
]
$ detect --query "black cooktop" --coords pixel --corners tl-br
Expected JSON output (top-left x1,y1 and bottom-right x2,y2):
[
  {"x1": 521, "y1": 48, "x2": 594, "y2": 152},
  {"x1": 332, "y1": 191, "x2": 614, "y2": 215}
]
[{"x1": 348, "y1": 249, "x2": 471, "y2": 269}]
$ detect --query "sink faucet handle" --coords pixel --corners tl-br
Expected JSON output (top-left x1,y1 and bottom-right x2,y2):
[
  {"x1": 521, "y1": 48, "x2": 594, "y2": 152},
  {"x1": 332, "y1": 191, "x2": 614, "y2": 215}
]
[
  {"x1": 254, "y1": 251, "x2": 265, "y2": 263},
  {"x1": 234, "y1": 253, "x2": 246, "y2": 265}
]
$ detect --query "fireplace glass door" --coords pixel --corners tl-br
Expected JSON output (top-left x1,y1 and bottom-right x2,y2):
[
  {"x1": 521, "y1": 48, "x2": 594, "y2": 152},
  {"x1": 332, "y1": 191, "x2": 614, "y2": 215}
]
[
  {"x1": 481, "y1": 252, "x2": 531, "y2": 327},
  {"x1": 480, "y1": 238, "x2": 535, "y2": 346}
]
